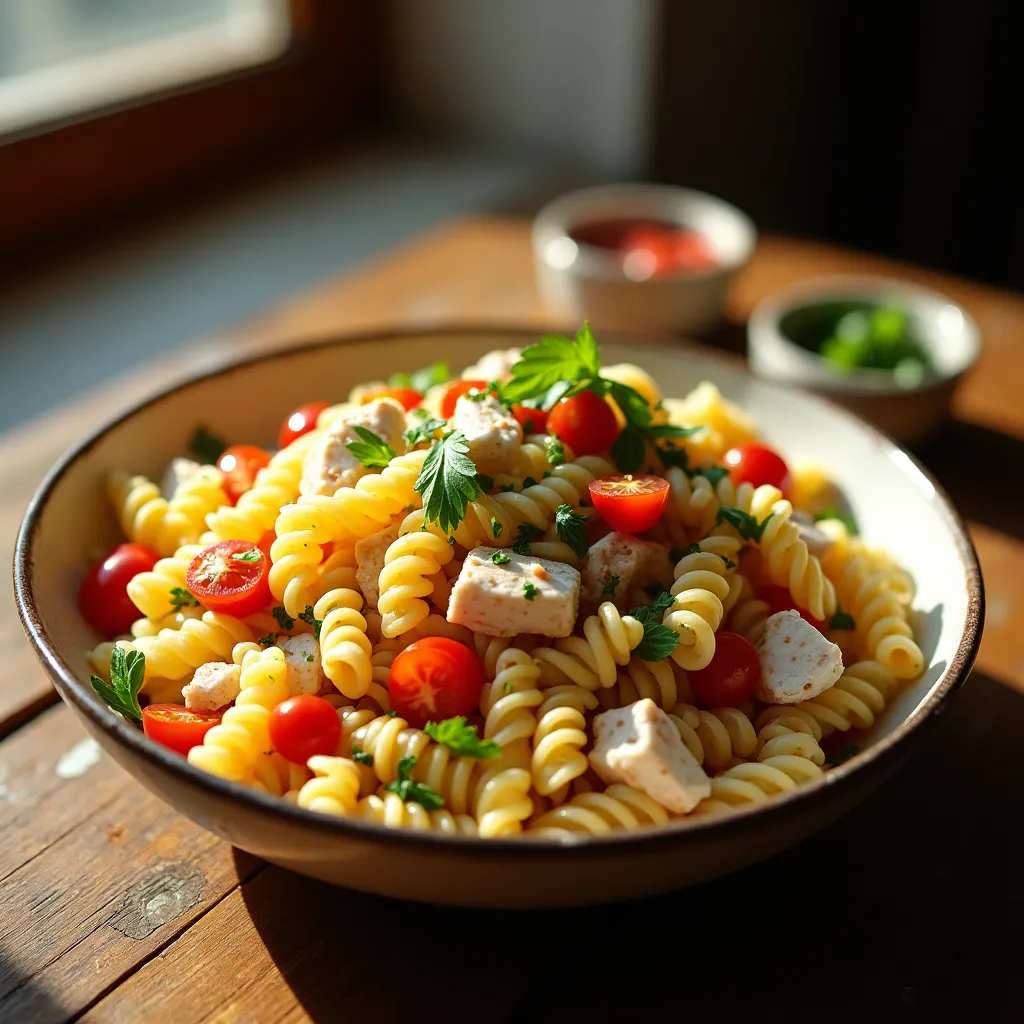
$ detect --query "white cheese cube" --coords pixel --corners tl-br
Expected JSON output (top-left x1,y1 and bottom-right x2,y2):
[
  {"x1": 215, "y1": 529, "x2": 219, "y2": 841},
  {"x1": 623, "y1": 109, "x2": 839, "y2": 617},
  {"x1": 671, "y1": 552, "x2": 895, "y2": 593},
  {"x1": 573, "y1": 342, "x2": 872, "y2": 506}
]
[
  {"x1": 161, "y1": 457, "x2": 204, "y2": 499},
  {"x1": 181, "y1": 661, "x2": 241, "y2": 711},
  {"x1": 355, "y1": 522, "x2": 400, "y2": 610},
  {"x1": 756, "y1": 609, "x2": 844, "y2": 704},
  {"x1": 451, "y1": 393, "x2": 522, "y2": 476},
  {"x1": 447, "y1": 546, "x2": 580, "y2": 638},
  {"x1": 460, "y1": 347, "x2": 522, "y2": 382},
  {"x1": 580, "y1": 532, "x2": 674, "y2": 612},
  {"x1": 300, "y1": 398, "x2": 408, "y2": 497},
  {"x1": 278, "y1": 634, "x2": 323, "y2": 696},
  {"x1": 589, "y1": 698, "x2": 711, "y2": 813}
]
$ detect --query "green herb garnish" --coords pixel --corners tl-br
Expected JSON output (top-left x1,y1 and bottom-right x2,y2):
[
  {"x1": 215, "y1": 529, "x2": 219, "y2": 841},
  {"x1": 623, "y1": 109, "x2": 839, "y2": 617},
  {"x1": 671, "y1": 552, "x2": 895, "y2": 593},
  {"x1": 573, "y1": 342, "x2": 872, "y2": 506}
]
[
  {"x1": 424, "y1": 717, "x2": 500, "y2": 758},
  {"x1": 476, "y1": 473, "x2": 494, "y2": 493},
  {"x1": 545, "y1": 437, "x2": 566, "y2": 466},
  {"x1": 390, "y1": 361, "x2": 450, "y2": 393},
  {"x1": 491, "y1": 550, "x2": 511, "y2": 565},
  {"x1": 187, "y1": 425, "x2": 228, "y2": 464},
  {"x1": 402, "y1": 417, "x2": 446, "y2": 448},
  {"x1": 90, "y1": 647, "x2": 146, "y2": 723},
  {"x1": 829, "y1": 607, "x2": 856, "y2": 631},
  {"x1": 603, "y1": 575, "x2": 620, "y2": 595},
  {"x1": 298, "y1": 605, "x2": 323, "y2": 641},
  {"x1": 512, "y1": 523, "x2": 541, "y2": 555},
  {"x1": 414, "y1": 431, "x2": 481, "y2": 534},
  {"x1": 257, "y1": 633, "x2": 277, "y2": 647},
  {"x1": 272, "y1": 607, "x2": 294, "y2": 631},
  {"x1": 231, "y1": 549, "x2": 262, "y2": 564},
  {"x1": 554, "y1": 504, "x2": 588, "y2": 559},
  {"x1": 169, "y1": 586, "x2": 199, "y2": 610},
  {"x1": 490, "y1": 516, "x2": 503, "y2": 539},
  {"x1": 815, "y1": 506, "x2": 859, "y2": 535},
  {"x1": 628, "y1": 590, "x2": 679, "y2": 662},
  {"x1": 352, "y1": 745, "x2": 374, "y2": 766},
  {"x1": 384, "y1": 756, "x2": 445, "y2": 809},
  {"x1": 828, "y1": 744, "x2": 861, "y2": 766},
  {"x1": 345, "y1": 426, "x2": 397, "y2": 469},
  {"x1": 715, "y1": 507, "x2": 774, "y2": 543},
  {"x1": 523, "y1": 582, "x2": 539, "y2": 601}
]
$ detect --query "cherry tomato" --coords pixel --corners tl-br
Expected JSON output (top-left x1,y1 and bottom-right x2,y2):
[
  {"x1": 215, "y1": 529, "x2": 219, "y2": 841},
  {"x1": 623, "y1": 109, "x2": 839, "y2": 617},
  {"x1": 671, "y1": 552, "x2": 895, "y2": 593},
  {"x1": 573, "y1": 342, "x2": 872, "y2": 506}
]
[
  {"x1": 279, "y1": 400, "x2": 329, "y2": 449},
  {"x1": 359, "y1": 386, "x2": 423, "y2": 412},
  {"x1": 269, "y1": 695, "x2": 341, "y2": 764},
  {"x1": 588, "y1": 474, "x2": 670, "y2": 534},
  {"x1": 511, "y1": 404, "x2": 549, "y2": 435},
  {"x1": 389, "y1": 637, "x2": 485, "y2": 729},
  {"x1": 724, "y1": 443, "x2": 791, "y2": 493},
  {"x1": 690, "y1": 632, "x2": 761, "y2": 707},
  {"x1": 547, "y1": 389, "x2": 620, "y2": 456},
  {"x1": 79, "y1": 542, "x2": 159, "y2": 637},
  {"x1": 142, "y1": 704, "x2": 222, "y2": 756},
  {"x1": 440, "y1": 380, "x2": 488, "y2": 419},
  {"x1": 217, "y1": 444, "x2": 271, "y2": 504},
  {"x1": 758, "y1": 585, "x2": 826, "y2": 631},
  {"x1": 185, "y1": 539, "x2": 271, "y2": 618}
]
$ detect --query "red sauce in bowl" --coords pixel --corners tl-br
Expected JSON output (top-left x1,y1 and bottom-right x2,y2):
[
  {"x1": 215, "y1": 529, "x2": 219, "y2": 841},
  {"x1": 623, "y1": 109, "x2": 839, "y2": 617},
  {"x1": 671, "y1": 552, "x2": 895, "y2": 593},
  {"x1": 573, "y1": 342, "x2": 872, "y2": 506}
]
[{"x1": 569, "y1": 217, "x2": 718, "y2": 278}]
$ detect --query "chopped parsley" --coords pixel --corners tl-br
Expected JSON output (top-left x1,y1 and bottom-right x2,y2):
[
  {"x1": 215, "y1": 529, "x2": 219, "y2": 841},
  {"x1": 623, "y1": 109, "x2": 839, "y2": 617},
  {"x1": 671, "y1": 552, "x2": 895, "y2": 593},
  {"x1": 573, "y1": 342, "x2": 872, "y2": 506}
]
[
  {"x1": 390, "y1": 361, "x2": 450, "y2": 393},
  {"x1": 305, "y1": 654, "x2": 314, "y2": 663},
  {"x1": 352, "y1": 745, "x2": 374, "y2": 766},
  {"x1": 490, "y1": 516, "x2": 503, "y2": 539},
  {"x1": 402, "y1": 417, "x2": 446, "y2": 448},
  {"x1": 715, "y1": 507, "x2": 774, "y2": 543},
  {"x1": 523, "y1": 476, "x2": 538, "y2": 489},
  {"x1": 414, "y1": 431, "x2": 481, "y2": 534},
  {"x1": 545, "y1": 437, "x2": 566, "y2": 466},
  {"x1": 298, "y1": 605, "x2": 323, "y2": 641},
  {"x1": 465, "y1": 388, "x2": 488, "y2": 402},
  {"x1": 384, "y1": 756, "x2": 445, "y2": 809},
  {"x1": 829, "y1": 607, "x2": 856, "y2": 631},
  {"x1": 272, "y1": 606, "x2": 294, "y2": 631},
  {"x1": 187, "y1": 424, "x2": 228, "y2": 464},
  {"x1": 523, "y1": 582, "x2": 539, "y2": 601},
  {"x1": 512, "y1": 523, "x2": 542, "y2": 555},
  {"x1": 611, "y1": 427, "x2": 647, "y2": 474},
  {"x1": 603, "y1": 575, "x2": 620, "y2": 595},
  {"x1": 644, "y1": 582, "x2": 669, "y2": 598},
  {"x1": 90, "y1": 647, "x2": 146, "y2": 723},
  {"x1": 169, "y1": 586, "x2": 199, "y2": 610},
  {"x1": 691, "y1": 465, "x2": 729, "y2": 486},
  {"x1": 491, "y1": 550, "x2": 511, "y2": 565},
  {"x1": 669, "y1": 545, "x2": 697, "y2": 564},
  {"x1": 384, "y1": 709, "x2": 397, "y2": 718},
  {"x1": 231, "y1": 549, "x2": 262, "y2": 564},
  {"x1": 628, "y1": 590, "x2": 679, "y2": 662},
  {"x1": 499, "y1": 483, "x2": 517, "y2": 493},
  {"x1": 345, "y1": 426, "x2": 397, "y2": 469},
  {"x1": 554, "y1": 503, "x2": 588, "y2": 558},
  {"x1": 424, "y1": 717, "x2": 500, "y2": 758},
  {"x1": 257, "y1": 633, "x2": 277, "y2": 646},
  {"x1": 476, "y1": 473, "x2": 494, "y2": 493},
  {"x1": 816, "y1": 506, "x2": 859, "y2": 535}
]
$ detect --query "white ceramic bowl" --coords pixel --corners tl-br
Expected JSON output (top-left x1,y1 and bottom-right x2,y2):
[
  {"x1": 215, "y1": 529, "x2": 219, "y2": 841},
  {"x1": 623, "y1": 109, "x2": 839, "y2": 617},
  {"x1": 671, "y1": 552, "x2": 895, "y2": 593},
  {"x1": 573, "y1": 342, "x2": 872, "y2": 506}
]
[
  {"x1": 747, "y1": 275, "x2": 981, "y2": 446},
  {"x1": 13, "y1": 327, "x2": 982, "y2": 908},
  {"x1": 532, "y1": 183, "x2": 757, "y2": 334}
]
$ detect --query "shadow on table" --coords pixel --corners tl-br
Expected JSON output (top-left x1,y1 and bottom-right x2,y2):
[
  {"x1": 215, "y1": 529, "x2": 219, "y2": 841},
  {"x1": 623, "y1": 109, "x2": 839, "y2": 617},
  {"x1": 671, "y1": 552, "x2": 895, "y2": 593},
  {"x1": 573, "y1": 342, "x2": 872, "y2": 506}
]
[
  {"x1": 0, "y1": 956, "x2": 74, "y2": 1023},
  {"x1": 238, "y1": 671, "x2": 1022, "y2": 1023}
]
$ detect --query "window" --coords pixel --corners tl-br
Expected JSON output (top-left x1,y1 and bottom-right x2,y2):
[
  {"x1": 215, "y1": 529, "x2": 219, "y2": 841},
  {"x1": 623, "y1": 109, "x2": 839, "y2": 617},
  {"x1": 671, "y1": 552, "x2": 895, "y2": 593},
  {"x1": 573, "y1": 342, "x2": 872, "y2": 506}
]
[{"x1": 0, "y1": 0, "x2": 292, "y2": 137}]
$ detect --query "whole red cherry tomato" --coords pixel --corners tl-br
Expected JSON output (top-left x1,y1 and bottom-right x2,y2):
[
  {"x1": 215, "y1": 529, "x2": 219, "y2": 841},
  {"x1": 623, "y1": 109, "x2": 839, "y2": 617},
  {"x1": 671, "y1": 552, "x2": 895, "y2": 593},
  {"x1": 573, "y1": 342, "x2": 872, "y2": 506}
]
[
  {"x1": 79, "y1": 542, "x2": 159, "y2": 637},
  {"x1": 690, "y1": 632, "x2": 761, "y2": 707},
  {"x1": 547, "y1": 390, "x2": 620, "y2": 456}
]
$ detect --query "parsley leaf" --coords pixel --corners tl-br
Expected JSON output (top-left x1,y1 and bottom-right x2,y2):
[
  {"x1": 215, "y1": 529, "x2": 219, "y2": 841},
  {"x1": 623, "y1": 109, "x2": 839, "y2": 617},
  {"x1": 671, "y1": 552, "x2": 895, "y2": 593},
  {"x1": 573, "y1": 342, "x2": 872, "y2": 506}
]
[
  {"x1": 384, "y1": 756, "x2": 445, "y2": 809},
  {"x1": 627, "y1": 591, "x2": 679, "y2": 661},
  {"x1": 715, "y1": 507, "x2": 775, "y2": 543},
  {"x1": 523, "y1": 582, "x2": 539, "y2": 601},
  {"x1": 610, "y1": 426, "x2": 647, "y2": 474},
  {"x1": 187, "y1": 424, "x2": 228, "y2": 464},
  {"x1": 390, "y1": 361, "x2": 450, "y2": 393},
  {"x1": 691, "y1": 465, "x2": 729, "y2": 486},
  {"x1": 512, "y1": 523, "x2": 541, "y2": 555},
  {"x1": 816, "y1": 506, "x2": 859, "y2": 535},
  {"x1": 647, "y1": 423, "x2": 704, "y2": 440},
  {"x1": 828, "y1": 744, "x2": 861, "y2": 766},
  {"x1": 424, "y1": 717, "x2": 500, "y2": 758},
  {"x1": 605, "y1": 379, "x2": 653, "y2": 432},
  {"x1": 231, "y1": 549, "x2": 261, "y2": 564},
  {"x1": 352, "y1": 745, "x2": 374, "y2": 766},
  {"x1": 644, "y1": 582, "x2": 669, "y2": 598},
  {"x1": 545, "y1": 437, "x2": 566, "y2": 466},
  {"x1": 414, "y1": 431, "x2": 481, "y2": 534},
  {"x1": 257, "y1": 633, "x2": 277, "y2": 646},
  {"x1": 491, "y1": 550, "x2": 511, "y2": 565},
  {"x1": 669, "y1": 544, "x2": 699, "y2": 564},
  {"x1": 298, "y1": 605, "x2": 323, "y2": 641},
  {"x1": 490, "y1": 516, "x2": 503, "y2": 539},
  {"x1": 345, "y1": 426, "x2": 397, "y2": 469},
  {"x1": 554, "y1": 503, "x2": 588, "y2": 558},
  {"x1": 272, "y1": 606, "x2": 294, "y2": 631},
  {"x1": 829, "y1": 607, "x2": 856, "y2": 630},
  {"x1": 603, "y1": 575, "x2": 620, "y2": 595},
  {"x1": 402, "y1": 417, "x2": 446, "y2": 448},
  {"x1": 500, "y1": 324, "x2": 603, "y2": 405},
  {"x1": 169, "y1": 586, "x2": 198, "y2": 610},
  {"x1": 476, "y1": 473, "x2": 494, "y2": 493},
  {"x1": 90, "y1": 647, "x2": 146, "y2": 723},
  {"x1": 522, "y1": 476, "x2": 538, "y2": 489}
]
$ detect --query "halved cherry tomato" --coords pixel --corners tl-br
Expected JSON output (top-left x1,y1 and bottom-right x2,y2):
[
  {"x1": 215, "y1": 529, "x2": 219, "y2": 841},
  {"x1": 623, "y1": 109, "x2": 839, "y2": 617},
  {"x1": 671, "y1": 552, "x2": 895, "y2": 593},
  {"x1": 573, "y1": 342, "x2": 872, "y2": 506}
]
[
  {"x1": 588, "y1": 474, "x2": 670, "y2": 534},
  {"x1": 269, "y1": 695, "x2": 341, "y2": 764},
  {"x1": 724, "y1": 443, "x2": 791, "y2": 494},
  {"x1": 758, "y1": 584, "x2": 826, "y2": 631},
  {"x1": 690, "y1": 632, "x2": 761, "y2": 707},
  {"x1": 185, "y1": 539, "x2": 271, "y2": 618},
  {"x1": 142, "y1": 704, "x2": 222, "y2": 756},
  {"x1": 440, "y1": 379, "x2": 488, "y2": 419},
  {"x1": 217, "y1": 444, "x2": 271, "y2": 504},
  {"x1": 359, "y1": 386, "x2": 423, "y2": 412},
  {"x1": 511, "y1": 404, "x2": 549, "y2": 435},
  {"x1": 547, "y1": 389, "x2": 620, "y2": 455},
  {"x1": 79, "y1": 542, "x2": 159, "y2": 637},
  {"x1": 389, "y1": 637, "x2": 485, "y2": 729},
  {"x1": 279, "y1": 400, "x2": 329, "y2": 449}
]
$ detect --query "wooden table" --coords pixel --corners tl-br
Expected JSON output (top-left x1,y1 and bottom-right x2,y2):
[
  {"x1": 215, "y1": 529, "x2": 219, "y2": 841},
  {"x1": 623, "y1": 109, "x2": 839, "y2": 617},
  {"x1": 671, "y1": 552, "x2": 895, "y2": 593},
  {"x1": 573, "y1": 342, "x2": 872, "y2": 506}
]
[{"x1": 3, "y1": 217, "x2": 1023, "y2": 1022}]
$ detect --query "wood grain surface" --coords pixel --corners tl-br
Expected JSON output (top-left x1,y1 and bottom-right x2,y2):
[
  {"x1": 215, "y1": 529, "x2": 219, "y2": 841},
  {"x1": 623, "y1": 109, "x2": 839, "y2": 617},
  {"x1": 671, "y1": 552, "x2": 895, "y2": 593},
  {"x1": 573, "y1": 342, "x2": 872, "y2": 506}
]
[{"x1": 2, "y1": 217, "x2": 1023, "y2": 1022}]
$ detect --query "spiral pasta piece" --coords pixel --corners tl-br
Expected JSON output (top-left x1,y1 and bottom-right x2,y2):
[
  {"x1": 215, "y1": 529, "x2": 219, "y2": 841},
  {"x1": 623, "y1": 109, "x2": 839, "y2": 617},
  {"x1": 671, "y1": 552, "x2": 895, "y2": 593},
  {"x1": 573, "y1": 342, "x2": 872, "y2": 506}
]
[
  {"x1": 599, "y1": 656, "x2": 685, "y2": 712},
  {"x1": 234, "y1": 645, "x2": 290, "y2": 710},
  {"x1": 528, "y1": 783, "x2": 671, "y2": 837},
  {"x1": 725, "y1": 575, "x2": 771, "y2": 644},
  {"x1": 296, "y1": 756, "x2": 362, "y2": 816},
  {"x1": 531, "y1": 684, "x2": 599, "y2": 799},
  {"x1": 356, "y1": 792, "x2": 477, "y2": 835},
  {"x1": 533, "y1": 602, "x2": 644, "y2": 691},
  {"x1": 117, "y1": 611, "x2": 254, "y2": 682},
  {"x1": 270, "y1": 449, "x2": 429, "y2": 615},
  {"x1": 125, "y1": 542, "x2": 204, "y2": 620},
  {"x1": 667, "y1": 703, "x2": 758, "y2": 771},
  {"x1": 313, "y1": 588, "x2": 372, "y2": 700},
  {"x1": 252, "y1": 752, "x2": 311, "y2": 798},
  {"x1": 482, "y1": 648, "x2": 544, "y2": 747},
  {"x1": 188, "y1": 704, "x2": 271, "y2": 783},
  {"x1": 695, "y1": 754, "x2": 825, "y2": 812},
  {"x1": 662, "y1": 537, "x2": 742, "y2": 671},
  {"x1": 377, "y1": 510, "x2": 456, "y2": 638},
  {"x1": 206, "y1": 431, "x2": 318, "y2": 543}
]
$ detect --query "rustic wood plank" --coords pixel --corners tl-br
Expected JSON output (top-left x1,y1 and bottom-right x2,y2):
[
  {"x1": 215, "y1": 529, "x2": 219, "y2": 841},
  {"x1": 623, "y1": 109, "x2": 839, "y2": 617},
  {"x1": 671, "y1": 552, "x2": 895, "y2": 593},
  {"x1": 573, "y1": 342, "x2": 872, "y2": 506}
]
[
  {"x1": 0, "y1": 704, "x2": 260, "y2": 1023},
  {"x1": 82, "y1": 670, "x2": 1024, "y2": 1022}
]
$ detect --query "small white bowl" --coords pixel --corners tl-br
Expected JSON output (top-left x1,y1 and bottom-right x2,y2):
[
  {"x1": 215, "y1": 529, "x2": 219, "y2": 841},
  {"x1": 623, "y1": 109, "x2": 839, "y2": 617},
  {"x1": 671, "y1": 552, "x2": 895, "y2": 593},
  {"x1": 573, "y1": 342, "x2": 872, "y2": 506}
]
[
  {"x1": 747, "y1": 275, "x2": 981, "y2": 446},
  {"x1": 532, "y1": 183, "x2": 757, "y2": 334}
]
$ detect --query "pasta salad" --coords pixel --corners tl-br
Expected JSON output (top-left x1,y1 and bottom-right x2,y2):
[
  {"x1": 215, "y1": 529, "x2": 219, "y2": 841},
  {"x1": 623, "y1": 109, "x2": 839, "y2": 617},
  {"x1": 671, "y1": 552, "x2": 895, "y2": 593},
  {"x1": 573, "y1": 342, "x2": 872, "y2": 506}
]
[{"x1": 81, "y1": 325, "x2": 926, "y2": 838}]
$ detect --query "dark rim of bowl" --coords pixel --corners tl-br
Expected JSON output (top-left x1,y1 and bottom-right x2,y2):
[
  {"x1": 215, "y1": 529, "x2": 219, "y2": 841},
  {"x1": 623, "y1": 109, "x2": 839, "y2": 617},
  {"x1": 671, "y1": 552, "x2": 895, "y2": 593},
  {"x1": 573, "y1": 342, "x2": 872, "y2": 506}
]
[{"x1": 13, "y1": 325, "x2": 984, "y2": 858}]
